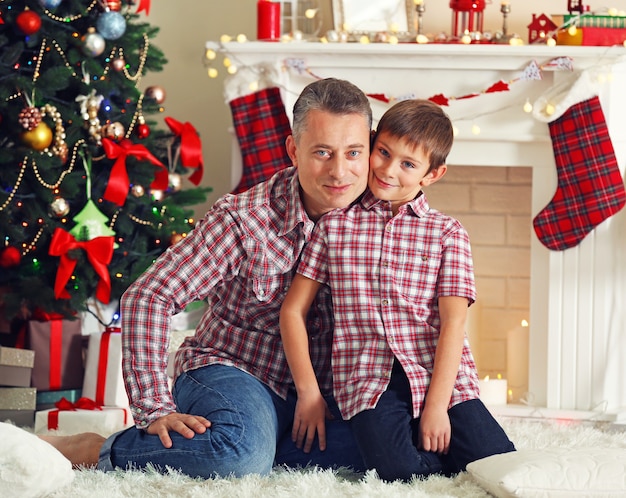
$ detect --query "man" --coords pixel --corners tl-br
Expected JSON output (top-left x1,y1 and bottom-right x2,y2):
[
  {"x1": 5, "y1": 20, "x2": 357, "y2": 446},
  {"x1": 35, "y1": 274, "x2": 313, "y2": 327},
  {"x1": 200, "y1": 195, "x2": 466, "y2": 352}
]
[{"x1": 42, "y1": 78, "x2": 372, "y2": 478}]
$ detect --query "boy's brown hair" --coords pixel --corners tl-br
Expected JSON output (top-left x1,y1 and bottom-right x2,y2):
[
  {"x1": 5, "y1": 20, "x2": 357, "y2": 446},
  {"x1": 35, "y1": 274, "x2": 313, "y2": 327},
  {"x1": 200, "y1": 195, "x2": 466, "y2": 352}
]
[{"x1": 375, "y1": 99, "x2": 453, "y2": 173}]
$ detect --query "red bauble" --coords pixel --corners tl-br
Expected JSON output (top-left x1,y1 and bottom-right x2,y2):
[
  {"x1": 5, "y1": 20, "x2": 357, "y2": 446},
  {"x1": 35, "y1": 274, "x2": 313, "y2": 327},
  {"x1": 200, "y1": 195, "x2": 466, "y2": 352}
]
[
  {"x1": 136, "y1": 123, "x2": 150, "y2": 139},
  {"x1": 16, "y1": 10, "x2": 42, "y2": 36},
  {"x1": 0, "y1": 246, "x2": 22, "y2": 268},
  {"x1": 101, "y1": 0, "x2": 122, "y2": 11}
]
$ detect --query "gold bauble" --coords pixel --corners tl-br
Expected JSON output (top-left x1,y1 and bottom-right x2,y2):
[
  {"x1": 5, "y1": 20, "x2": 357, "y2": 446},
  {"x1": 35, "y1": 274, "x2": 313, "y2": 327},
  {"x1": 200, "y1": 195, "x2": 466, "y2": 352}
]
[
  {"x1": 170, "y1": 233, "x2": 184, "y2": 245},
  {"x1": 145, "y1": 85, "x2": 166, "y2": 104},
  {"x1": 21, "y1": 121, "x2": 53, "y2": 151},
  {"x1": 131, "y1": 184, "x2": 145, "y2": 197},
  {"x1": 102, "y1": 121, "x2": 125, "y2": 140},
  {"x1": 50, "y1": 197, "x2": 70, "y2": 217},
  {"x1": 168, "y1": 173, "x2": 182, "y2": 192}
]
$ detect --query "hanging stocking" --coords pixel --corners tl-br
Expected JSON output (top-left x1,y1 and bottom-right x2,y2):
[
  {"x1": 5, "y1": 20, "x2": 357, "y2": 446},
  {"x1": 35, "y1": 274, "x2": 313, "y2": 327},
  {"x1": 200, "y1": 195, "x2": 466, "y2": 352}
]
[
  {"x1": 532, "y1": 95, "x2": 626, "y2": 251},
  {"x1": 229, "y1": 86, "x2": 292, "y2": 194}
]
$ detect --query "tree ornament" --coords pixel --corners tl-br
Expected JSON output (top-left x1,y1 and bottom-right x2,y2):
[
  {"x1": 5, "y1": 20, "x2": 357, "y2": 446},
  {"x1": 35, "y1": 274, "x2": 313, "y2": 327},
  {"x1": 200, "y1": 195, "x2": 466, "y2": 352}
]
[
  {"x1": 100, "y1": 0, "x2": 122, "y2": 11},
  {"x1": 70, "y1": 199, "x2": 116, "y2": 242},
  {"x1": 102, "y1": 121, "x2": 125, "y2": 140},
  {"x1": 111, "y1": 57, "x2": 125, "y2": 71},
  {"x1": 145, "y1": 85, "x2": 166, "y2": 104},
  {"x1": 151, "y1": 189, "x2": 164, "y2": 202},
  {"x1": 50, "y1": 197, "x2": 70, "y2": 217},
  {"x1": 97, "y1": 10, "x2": 127, "y2": 40},
  {"x1": 170, "y1": 233, "x2": 184, "y2": 245},
  {"x1": 168, "y1": 172, "x2": 182, "y2": 192},
  {"x1": 131, "y1": 184, "x2": 145, "y2": 197},
  {"x1": 136, "y1": 115, "x2": 150, "y2": 139},
  {"x1": 38, "y1": 0, "x2": 64, "y2": 9},
  {"x1": 16, "y1": 9, "x2": 42, "y2": 36},
  {"x1": 21, "y1": 121, "x2": 53, "y2": 151},
  {"x1": 82, "y1": 28, "x2": 106, "y2": 57},
  {"x1": 0, "y1": 246, "x2": 22, "y2": 268},
  {"x1": 18, "y1": 106, "x2": 42, "y2": 131}
]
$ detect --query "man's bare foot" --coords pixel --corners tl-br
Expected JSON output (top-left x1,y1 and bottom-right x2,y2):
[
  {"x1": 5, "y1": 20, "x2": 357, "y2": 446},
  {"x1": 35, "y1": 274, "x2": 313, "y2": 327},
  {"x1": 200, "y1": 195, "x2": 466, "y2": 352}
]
[{"x1": 39, "y1": 432, "x2": 106, "y2": 469}]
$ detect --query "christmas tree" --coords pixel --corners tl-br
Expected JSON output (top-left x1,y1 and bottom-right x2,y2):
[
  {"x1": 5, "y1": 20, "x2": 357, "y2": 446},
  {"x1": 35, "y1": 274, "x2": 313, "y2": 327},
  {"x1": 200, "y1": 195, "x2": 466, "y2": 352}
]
[{"x1": 0, "y1": 0, "x2": 211, "y2": 322}]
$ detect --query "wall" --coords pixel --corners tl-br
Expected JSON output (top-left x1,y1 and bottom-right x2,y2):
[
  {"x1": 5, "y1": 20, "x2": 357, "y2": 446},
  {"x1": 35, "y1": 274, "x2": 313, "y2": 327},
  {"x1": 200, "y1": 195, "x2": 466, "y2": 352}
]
[
  {"x1": 143, "y1": 1, "x2": 623, "y2": 216},
  {"x1": 426, "y1": 166, "x2": 532, "y2": 401}
]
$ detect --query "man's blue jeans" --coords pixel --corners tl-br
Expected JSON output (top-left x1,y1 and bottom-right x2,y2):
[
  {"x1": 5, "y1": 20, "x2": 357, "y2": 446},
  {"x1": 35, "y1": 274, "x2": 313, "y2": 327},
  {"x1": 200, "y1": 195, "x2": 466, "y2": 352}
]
[{"x1": 98, "y1": 364, "x2": 365, "y2": 478}]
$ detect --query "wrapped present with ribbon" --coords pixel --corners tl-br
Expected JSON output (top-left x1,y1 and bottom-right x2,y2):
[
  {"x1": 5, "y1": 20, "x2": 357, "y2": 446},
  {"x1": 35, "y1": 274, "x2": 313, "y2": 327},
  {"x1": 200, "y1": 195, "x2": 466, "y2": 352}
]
[
  {"x1": 28, "y1": 313, "x2": 84, "y2": 391},
  {"x1": 164, "y1": 116, "x2": 204, "y2": 185},
  {"x1": 34, "y1": 396, "x2": 132, "y2": 437},
  {"x1": 82, "y1": 327, "x2": 129, "y2": 407}
]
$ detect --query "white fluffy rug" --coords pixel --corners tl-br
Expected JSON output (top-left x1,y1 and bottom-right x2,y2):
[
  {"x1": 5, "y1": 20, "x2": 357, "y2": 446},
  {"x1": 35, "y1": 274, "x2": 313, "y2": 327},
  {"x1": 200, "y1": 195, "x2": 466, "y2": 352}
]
[{"x1": 41, "y1": 418, "x2": 626, "y2": 498}]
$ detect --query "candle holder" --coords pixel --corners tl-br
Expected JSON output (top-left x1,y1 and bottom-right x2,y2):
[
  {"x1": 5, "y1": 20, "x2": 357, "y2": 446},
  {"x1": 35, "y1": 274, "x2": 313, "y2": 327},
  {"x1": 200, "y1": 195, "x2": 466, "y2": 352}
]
[
  {"x1": 415, "y1": 2, "x2": 426, "y2": 35},
  {"x1": 495, "y1": 2, "x2": 513, "y2": 44}
]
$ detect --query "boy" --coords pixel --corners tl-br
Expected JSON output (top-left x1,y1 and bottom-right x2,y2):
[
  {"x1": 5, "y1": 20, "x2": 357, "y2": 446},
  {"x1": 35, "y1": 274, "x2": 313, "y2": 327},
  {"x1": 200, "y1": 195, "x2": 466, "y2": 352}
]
[{"x1": 280, "y1": 99, "x2": 515, "y2": 481}]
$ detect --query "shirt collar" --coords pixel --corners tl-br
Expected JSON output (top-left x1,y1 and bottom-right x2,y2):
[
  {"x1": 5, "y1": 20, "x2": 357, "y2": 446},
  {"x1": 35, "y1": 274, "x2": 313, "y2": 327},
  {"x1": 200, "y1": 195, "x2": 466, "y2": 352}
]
[
  {"x1": 282, "y1": 169, "x2": 314, "y2": 236},
  {"x1": 360, "y1": 189, "x2": 430, "y2": 217}
]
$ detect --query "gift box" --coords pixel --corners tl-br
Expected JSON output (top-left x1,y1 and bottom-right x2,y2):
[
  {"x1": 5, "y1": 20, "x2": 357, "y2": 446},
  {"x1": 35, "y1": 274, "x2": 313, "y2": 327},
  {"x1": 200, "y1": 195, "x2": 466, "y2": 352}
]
[
  {"x1": 0, "y1": 346, "x2": 35, "y2": 387},
  {"x1": 0, "y1": 409, "x2": 35, "y2": 427},
  {"x1": 28, "y1": 317, "x2": 84, "y2": 391},
  {"x1": 82, "y1": 328, "x2": 128, "y2": 407},
  {"x1": 0, "y1": 386, "x2": 36, "y2": 428},
  {"x1": 0, "y1": 387, "x2": 37, "y2": 410},
  {"x1": 556, "y1": 14, "x2": 626, "y2": 46},
  {"x1": 34, "y1": 398, "x2": 132, "y2": 437},
  {"x1": 36, "y1": 388, "x2": 82, "y2": 410}
]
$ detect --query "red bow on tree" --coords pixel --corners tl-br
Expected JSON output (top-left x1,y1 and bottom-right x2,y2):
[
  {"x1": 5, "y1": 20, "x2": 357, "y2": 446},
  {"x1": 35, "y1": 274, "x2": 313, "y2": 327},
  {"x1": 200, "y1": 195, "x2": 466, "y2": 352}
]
[
  {"x1": 102, "y1": 138, "x2": 167, "y2": 206},
  {"x1": 48, "y1": 228, "x2": 114, "y2": 304},
  {"x1": 165, "y1": 116, "x2": 204, "y2": 185},
  {"x1": 136, "y1": 0, "x2": 151, "y2": 15}
]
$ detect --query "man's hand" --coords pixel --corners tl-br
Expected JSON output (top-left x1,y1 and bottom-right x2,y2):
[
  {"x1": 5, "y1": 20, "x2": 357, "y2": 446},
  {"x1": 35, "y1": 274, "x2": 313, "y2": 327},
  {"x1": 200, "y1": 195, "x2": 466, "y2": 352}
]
[
  {"x1": 146, "y1": 412, "x2": 212, "y2": 448},
  {"x1": 292, "y1": 391, "x2": 331, "y2": 453}
]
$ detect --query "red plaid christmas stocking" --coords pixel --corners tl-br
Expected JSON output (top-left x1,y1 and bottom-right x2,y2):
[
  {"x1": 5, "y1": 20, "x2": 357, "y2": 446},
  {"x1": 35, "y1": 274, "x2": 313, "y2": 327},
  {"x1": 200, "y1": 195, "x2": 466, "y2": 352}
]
[
  {"x1": 229, "y1": 87, "x2": 292, "y2": 194},
  {"x1": 533, "y1": 96, "x2": 626, "y2": 251}
]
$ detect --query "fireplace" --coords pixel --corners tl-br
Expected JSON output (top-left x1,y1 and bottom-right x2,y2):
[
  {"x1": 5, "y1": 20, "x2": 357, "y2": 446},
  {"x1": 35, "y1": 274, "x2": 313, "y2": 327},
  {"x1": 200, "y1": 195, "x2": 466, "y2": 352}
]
[{"x1": 215, "y1": 41, "x2": 626, "y2": 417}]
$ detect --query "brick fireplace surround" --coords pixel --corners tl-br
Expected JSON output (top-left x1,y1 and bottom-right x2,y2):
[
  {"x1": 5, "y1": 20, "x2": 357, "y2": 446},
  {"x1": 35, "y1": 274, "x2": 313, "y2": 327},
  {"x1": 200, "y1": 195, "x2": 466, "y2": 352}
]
[{"x1": 215, "y1": 41, "x2": 626, "y2": 421}]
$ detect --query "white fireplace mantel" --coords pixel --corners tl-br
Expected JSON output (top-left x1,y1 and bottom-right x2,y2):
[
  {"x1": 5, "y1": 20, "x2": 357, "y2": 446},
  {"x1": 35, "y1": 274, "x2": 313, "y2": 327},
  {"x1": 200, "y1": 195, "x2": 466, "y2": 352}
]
[{"x1": 211, "y1": 41, "x2": 626, "y2": 415}]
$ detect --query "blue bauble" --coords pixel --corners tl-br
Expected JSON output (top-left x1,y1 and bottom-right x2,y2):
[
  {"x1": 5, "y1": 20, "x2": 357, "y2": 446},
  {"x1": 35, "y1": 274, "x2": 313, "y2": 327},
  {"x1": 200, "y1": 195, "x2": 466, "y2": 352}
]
[
  {"x1": 96, "y1": 11, "x2": 126, "y2": 41},
  {"x1": 38, "y1": 0, "x2": 63, "y2": 9}
]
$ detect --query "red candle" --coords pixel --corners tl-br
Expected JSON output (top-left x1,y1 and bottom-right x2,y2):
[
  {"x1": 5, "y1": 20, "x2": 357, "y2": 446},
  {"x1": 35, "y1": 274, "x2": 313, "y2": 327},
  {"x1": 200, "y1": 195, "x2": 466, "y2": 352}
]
[{"x1": 257, "y1": 0, "x2": 281, "y2": 41}]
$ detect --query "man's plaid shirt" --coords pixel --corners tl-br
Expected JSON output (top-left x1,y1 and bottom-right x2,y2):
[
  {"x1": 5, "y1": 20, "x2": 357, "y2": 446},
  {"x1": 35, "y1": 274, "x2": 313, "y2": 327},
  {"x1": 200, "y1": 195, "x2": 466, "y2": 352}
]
[{"x1": 121, "y1": 167, "x2": 334, "y2": 428}]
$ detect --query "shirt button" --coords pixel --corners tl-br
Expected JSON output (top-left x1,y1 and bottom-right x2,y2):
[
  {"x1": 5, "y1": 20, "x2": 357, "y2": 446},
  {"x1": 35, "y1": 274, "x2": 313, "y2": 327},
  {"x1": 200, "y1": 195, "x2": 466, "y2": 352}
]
[
  {"x1": 385, "y1": 225, "x2": 392, "y2": 232},
  {"x1": 258, "y1": 289, "x2": 265, "y2": 296},
  {"x1": 382, "y1": 261, "x2": 389, "y2": 268},
  {"x1": 381, "y1": 299, "x2": 389, "y2": 306}
]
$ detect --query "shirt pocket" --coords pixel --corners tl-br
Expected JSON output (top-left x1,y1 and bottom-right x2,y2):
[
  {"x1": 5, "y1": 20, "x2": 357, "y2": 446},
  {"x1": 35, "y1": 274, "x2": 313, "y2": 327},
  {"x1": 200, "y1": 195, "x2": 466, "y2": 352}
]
[
  {"x1": 394, "y1": 250, "x2": 441, "y2": 303},
  {"x1": 252, "y1": 273, "x2": 289, "y2": 303}
]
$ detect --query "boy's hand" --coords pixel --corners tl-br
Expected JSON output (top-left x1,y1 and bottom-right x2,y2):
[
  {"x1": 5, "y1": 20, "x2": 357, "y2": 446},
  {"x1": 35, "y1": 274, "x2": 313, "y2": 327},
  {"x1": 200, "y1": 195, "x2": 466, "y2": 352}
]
[
  {"x1": 419, "y1": 406, "x2": 451, "y2": 454},
  {"x1": 292, "y1": 390, "x2": 330, "y2": 453}
]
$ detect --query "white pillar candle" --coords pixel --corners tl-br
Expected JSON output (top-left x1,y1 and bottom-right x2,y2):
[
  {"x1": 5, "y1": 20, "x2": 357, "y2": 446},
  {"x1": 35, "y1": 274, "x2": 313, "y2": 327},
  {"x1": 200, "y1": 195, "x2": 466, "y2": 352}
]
[{"x1": 478, "y1": 376, "x2": 508, "y2": 406}]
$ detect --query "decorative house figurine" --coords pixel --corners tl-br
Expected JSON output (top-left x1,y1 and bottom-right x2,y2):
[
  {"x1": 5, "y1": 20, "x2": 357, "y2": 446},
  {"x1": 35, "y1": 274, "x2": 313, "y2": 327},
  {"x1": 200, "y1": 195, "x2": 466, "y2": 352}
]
[
  {"x1": 527, "y1": 13, "x2": 558, "y2": 44},
  {"x1": 449, "y1": 0, "x2": 486, "y2": 39},
  {"x1": 567, "y1": 0, "x2": 589, "y2": 14}
]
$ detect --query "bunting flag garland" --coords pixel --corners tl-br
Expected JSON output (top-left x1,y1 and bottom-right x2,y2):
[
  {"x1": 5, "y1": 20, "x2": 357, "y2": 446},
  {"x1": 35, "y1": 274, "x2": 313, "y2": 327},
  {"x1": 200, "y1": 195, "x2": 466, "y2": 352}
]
[
  {"x1": 284, "y1": 57, "x2": 573, "y2": 107},
  {"x1": 48, "y1": 228, "x2": 115, "y2": 304},
  {"x1": 164, "y1": 116, "x2": 204, "y2": 185},
  {"x1": 101, "y1": 138, "x2": 168, "y2": 206}
]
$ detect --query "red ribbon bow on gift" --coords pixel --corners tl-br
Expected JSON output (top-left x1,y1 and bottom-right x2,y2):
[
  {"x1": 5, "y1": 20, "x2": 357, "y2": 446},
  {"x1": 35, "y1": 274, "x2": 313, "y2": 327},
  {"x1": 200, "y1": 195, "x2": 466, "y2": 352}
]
[
  {"x1": 102, "y1": 138, "x2": 168, "y2": 206},
  {"x1": 164, "y1": 117, "x2": 204, "y2": 185},
  {"x1": 55, "y1": 396, "x2": 103, "y2": 411},
  {"x1": 48, "y1": 228, "x2": 114, "y2": 304}
]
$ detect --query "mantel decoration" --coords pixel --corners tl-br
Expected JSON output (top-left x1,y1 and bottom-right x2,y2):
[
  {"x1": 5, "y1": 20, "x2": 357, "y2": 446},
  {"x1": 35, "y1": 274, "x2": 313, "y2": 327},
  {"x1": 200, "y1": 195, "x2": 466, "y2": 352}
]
[{"x1": 250, "y1": 0, "x2": 626, "y2": 46}]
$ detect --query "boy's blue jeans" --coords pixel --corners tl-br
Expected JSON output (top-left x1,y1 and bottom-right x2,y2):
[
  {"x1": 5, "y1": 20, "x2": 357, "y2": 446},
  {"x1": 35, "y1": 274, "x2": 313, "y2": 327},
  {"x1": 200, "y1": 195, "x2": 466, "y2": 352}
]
[{"x1": 98, "y1": 364, "x2": 365, "y2": 478}]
